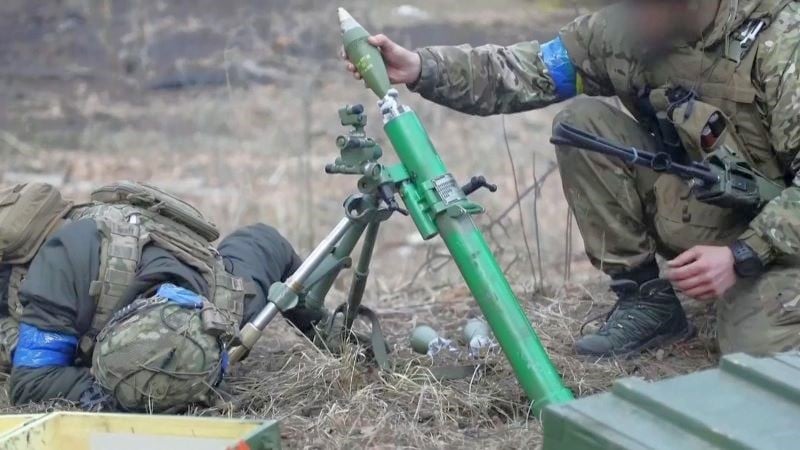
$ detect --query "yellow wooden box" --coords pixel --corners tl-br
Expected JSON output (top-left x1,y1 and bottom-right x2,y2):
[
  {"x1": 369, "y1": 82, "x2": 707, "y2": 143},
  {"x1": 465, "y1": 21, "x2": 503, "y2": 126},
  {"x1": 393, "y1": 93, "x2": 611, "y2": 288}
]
[
  {"x1": 0, "y1": 414, "x2": 42, "y2": 437},
  {"x1": 0, "y1": 412, "x2": 280, "y2": 450}
]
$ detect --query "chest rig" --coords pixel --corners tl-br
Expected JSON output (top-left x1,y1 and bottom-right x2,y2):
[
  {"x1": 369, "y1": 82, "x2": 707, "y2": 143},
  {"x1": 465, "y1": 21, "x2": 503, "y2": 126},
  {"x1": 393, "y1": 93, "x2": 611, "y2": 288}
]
[{"x1": 616, "y1": 0, "x2": 793, "y2": 184}]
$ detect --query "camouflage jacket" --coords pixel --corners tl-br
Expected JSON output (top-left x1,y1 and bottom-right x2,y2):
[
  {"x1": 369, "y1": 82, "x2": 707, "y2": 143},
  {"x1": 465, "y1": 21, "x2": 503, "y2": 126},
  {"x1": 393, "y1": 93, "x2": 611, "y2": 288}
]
[{"x1": 410, "y1": 0, "x2": 800, "y2": 265}]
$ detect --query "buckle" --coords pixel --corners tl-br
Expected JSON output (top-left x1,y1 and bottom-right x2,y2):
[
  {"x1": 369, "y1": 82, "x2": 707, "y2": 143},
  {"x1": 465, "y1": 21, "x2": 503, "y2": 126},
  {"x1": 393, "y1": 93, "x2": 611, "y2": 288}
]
[
  {"x1": 739, "y1": 20, "x2": 766, "y2": 49},
  {"x1": 727, "y1": 19, "x2": 766, "y2": 64}
]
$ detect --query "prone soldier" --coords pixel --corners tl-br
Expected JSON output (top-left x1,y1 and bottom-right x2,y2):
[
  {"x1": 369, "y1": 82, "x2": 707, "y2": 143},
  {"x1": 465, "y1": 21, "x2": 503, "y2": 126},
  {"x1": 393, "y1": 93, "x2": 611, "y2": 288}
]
[{"x1": 0, "y1": 181, "x2": 324, "y2": 411}]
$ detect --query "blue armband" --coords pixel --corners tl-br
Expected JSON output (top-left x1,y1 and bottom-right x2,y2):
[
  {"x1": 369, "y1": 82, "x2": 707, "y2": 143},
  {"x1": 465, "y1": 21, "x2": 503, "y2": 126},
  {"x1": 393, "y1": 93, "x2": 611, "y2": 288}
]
[
  {"x1": 541, "y1": 36, "x2": 579, "y2": 100},
  {"x1": 12, "y1": 323, "x2": 77, "y2": 368},
  {"x1": 156, "y1": 283, "x2": 203, "y2": 308}
]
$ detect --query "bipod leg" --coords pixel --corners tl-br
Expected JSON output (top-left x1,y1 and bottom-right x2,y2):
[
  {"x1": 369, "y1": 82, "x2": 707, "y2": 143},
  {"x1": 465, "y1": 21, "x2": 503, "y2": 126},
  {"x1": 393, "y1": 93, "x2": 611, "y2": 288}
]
[
  {"x1": 288, "y1": 217, "x2": 355, "y2": 290},
  {"x1": 229, "y1": 217, "x2": 355, "y2": 363},
  {"x1": 344, "y1": 220, "x2": 380, "y2": 331},
  {"x1": 336, "y1": 220, "x2": 390, "y2": 370},
  {"x1": 303, "y1": 220, "x2": 369, "y2": 312}
]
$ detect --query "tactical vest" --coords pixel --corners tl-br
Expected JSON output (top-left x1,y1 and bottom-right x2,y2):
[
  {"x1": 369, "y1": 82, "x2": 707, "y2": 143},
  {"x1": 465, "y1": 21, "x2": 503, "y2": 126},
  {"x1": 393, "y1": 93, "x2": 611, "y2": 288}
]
[
  {"x1": 5, "y1": 182, "x2": 245, "y2": 358},
  {"x1": 607, "y1": 0, "x2": 794, "y2": 252},
  {"x1": 617, "y1": 0, "x2": 793, "y2": 183}
]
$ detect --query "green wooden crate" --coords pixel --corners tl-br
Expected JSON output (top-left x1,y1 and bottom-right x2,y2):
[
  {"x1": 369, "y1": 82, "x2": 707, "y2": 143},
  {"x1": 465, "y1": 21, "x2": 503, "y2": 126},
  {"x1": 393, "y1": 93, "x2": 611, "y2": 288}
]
[{"x1": 543, "y1": 352, "x2": 800, "y2": 450}]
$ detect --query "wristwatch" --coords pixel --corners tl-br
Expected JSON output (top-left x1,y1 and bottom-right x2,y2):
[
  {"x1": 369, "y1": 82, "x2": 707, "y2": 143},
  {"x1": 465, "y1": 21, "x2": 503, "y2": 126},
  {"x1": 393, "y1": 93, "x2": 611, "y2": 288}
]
[{"x1": 730, "y1": 240, "x2": 765, "y2": 278}]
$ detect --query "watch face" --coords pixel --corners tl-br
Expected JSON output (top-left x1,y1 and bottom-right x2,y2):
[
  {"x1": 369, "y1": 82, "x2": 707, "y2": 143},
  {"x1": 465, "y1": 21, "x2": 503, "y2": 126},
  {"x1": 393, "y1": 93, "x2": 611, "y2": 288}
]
[
  {"x1": 735, "y1": 257, "x2": 763, "y2": 278},
  {"x1": 733, "y1": 242, "x2": 763, "y2": 278}
]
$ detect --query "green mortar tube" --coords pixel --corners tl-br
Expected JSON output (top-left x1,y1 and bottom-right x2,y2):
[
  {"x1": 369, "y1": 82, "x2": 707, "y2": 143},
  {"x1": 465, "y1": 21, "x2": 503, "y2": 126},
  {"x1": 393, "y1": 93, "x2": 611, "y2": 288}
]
[
  {"x1": 385, "y1": 112, "x2": 573, "y2": 412},
  {"x1": 338, "y1": 8, "x2": 573, "y2": 413}
]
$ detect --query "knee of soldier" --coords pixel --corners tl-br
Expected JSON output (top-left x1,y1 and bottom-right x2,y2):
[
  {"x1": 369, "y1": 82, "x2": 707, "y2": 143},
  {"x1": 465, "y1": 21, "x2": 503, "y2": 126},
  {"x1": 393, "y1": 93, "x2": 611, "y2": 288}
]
[
  {"x1": 553, "y1": 98, "x2": 610, "y2": 167},
  {"x1": 250, "y1": 223, "x2": 290, "y2": 246},
  {"x1": 552, "y1": 98, "x2": 630, "y2": 176},
  {"x1": 247, "y1": 223, "x2": 302, "y2": 271},
  {"x1": 718, "y1": 276, "x2": 800, "y2": 356},
  {"x1": 718, "y1": 329, "x2": 786, "y2": 357},
  {"x1": 552, "y1": 97, "x2": 616, "y2": 132},
  {"x1": 254, "y1": 223, "x2": 299, "y2": 254},
  {"x1": 227, "y1": 223, "x2": 294, "y2": 255}
]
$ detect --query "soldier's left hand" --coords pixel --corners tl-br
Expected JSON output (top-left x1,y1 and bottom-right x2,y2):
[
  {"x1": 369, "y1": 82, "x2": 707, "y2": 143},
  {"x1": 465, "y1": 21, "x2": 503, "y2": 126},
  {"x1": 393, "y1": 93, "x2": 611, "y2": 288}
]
[{"x1": 665, "y1": 245, "x2": 737, "y2": 301}]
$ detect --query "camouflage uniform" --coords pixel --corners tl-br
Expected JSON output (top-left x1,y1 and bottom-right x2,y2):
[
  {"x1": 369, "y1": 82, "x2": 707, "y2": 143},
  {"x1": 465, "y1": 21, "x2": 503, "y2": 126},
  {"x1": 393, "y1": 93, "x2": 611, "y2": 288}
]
[{"x1": 410, "y1": 0, "x2": 800, "y2": 355}]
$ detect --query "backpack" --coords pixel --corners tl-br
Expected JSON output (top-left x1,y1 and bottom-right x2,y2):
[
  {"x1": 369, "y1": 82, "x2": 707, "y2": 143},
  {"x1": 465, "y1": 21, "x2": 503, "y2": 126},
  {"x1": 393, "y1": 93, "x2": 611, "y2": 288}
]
[
  {"x1": 71, "y1": 181, "x2": 241, "y2": 356},
  {"x1": 90, "y1": 181, "x2": 220, "y2": 242},
  {"x1": 0, "y1": 183, "x2": 73, "y2": 264}
]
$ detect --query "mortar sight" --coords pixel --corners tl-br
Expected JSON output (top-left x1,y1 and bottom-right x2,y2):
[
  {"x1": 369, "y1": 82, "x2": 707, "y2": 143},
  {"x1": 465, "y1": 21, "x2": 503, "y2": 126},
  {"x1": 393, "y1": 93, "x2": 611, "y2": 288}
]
[{"x1": 339, "y1": 104, "x2": 367, "y2": 129}]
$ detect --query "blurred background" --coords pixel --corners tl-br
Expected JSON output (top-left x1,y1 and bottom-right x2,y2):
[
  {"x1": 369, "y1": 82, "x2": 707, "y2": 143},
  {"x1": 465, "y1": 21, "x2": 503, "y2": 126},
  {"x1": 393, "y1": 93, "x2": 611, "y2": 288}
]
[{"x1": 0, "y1": 0, "x2": 611, "y2": 297}]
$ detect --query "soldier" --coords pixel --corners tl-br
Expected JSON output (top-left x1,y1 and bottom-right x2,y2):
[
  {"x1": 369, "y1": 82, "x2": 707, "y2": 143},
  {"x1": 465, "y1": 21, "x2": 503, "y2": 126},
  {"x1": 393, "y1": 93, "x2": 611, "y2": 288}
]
[
  {"x1": 346, "y1": 0, "x2": 800, "y2": 357},
  {"x1": 0, "y1": 182, "x2": 322, "y2": 411}
]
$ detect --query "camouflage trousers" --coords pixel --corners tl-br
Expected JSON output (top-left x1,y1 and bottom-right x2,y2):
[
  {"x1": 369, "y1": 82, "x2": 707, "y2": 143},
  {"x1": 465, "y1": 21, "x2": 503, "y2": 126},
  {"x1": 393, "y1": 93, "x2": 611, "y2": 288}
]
[{"x1": 553, "y1": 98, "x2": 800, "y2": 355}]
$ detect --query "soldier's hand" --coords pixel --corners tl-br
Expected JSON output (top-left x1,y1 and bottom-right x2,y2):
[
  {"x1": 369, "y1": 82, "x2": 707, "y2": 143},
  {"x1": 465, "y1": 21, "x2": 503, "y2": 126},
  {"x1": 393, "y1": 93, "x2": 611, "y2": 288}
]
[
  {"x1": 665, "y1": 245, "x2": 737, "y2": 301},
  {"x1": 342, "y1": 34, "x2": 422, "y2": 85}
]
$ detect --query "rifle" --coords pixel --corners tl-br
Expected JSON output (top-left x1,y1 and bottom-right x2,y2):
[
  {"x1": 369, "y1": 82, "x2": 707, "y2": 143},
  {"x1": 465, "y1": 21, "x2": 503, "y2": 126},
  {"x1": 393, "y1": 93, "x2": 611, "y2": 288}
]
[{"x1": 551, "y1": 122, "x2": 784, "y2": 214}]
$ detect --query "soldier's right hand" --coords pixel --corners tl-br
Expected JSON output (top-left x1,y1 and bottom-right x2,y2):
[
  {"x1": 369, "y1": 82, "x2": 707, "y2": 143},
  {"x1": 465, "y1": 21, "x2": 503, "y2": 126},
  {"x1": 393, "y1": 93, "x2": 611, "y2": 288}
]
[{"x1": 342, "y1": 34, "x2": 422, "y2": 86}]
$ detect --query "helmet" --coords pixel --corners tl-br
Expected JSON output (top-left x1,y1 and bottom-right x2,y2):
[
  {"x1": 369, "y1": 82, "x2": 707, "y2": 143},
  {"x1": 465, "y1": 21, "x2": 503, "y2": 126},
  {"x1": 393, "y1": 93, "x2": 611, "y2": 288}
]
[{"x1": 92, "y1": 286, "x2": 225, "y2": 412}]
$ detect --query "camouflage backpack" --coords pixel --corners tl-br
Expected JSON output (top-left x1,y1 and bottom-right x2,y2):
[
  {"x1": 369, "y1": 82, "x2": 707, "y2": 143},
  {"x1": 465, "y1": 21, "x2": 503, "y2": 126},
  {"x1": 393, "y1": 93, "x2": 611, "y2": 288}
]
[
  {"x1": 69, "y1": 181, "x2": 244, "y2": 357},
  {"x1": 0, "y1": 183, "x2": 74, "y2": 325},
  {"x1": 0, "y1": 183, "x2": 73, "y2": 264}
]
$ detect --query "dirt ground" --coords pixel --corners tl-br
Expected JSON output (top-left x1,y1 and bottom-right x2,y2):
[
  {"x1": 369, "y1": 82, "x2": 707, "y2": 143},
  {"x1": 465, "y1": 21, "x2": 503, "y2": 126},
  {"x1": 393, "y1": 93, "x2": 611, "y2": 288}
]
[{"x1": 0, "y1": 0, "x2": 717, "y2": 448}]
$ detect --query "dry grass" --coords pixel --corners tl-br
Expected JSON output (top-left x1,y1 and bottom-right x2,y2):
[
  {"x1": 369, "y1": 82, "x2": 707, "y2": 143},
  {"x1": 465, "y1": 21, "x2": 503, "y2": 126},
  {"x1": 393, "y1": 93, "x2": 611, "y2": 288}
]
[
  {"x1": 185, "y1": 282, "x2": 716, "y2": 449},
  {"x1": 0, "y1": 261, "x2": 717, "y2": 448}
]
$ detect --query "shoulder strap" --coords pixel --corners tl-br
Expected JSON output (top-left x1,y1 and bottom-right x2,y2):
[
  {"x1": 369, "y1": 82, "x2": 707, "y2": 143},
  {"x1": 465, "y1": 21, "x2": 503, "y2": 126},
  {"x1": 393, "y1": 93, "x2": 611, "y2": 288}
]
[
  {"x1": 6, "y1": 266, "x2": 27, "y2": 321},
  {"x1": 79, "y1": 219, "x2": 142, "y2": 356},
  {"x1": 211, "y1": 262, "x2": 245, "y2": 332}
]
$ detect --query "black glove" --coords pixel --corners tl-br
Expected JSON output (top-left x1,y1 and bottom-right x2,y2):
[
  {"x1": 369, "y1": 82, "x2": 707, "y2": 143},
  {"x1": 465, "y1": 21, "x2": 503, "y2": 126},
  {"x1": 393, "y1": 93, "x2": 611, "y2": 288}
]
[
  {"x1": 283, "y1": 306, "x2": 326, "y2": 334},
  {"x1": 79, "y1": 380, "x2": 117, "y2": 412}
]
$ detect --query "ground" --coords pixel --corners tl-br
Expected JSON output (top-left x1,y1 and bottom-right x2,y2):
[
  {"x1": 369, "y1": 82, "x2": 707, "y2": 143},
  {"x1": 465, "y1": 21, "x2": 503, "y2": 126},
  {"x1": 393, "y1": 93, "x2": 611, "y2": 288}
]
[{"x1": 0, "y1": 1, "x2": 717, "y2": 448}]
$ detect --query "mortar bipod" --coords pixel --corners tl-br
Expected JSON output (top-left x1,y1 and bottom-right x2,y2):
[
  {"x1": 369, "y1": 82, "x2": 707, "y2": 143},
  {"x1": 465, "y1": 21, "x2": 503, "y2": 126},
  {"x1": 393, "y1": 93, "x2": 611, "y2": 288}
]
[{"x1": 228, "y1": 105, "x2": 396, "y2": 364}]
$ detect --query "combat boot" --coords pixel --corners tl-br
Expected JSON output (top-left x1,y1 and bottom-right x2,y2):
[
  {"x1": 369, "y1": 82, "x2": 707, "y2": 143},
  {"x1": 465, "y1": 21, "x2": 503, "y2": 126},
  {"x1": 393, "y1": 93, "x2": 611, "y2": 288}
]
[{"x1": 575, "y1": 279, "x2": 695, "y2": 358}]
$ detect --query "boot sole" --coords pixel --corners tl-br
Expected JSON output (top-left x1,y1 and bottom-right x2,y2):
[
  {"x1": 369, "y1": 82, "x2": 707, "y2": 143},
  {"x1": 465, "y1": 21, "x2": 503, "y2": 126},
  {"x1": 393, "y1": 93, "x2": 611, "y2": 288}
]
[{"x1": 575, "y1": 322, "x2": 698, "y2": 360}]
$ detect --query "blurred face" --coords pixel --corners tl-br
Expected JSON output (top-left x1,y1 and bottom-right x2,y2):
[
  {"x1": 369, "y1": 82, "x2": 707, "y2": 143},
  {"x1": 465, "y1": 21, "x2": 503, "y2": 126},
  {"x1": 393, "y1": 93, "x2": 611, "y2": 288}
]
[{"x1": 623, "y1": 1, "x2": 691, "y2": 49}]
